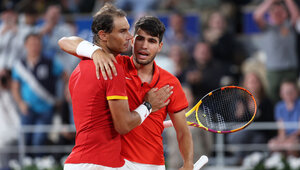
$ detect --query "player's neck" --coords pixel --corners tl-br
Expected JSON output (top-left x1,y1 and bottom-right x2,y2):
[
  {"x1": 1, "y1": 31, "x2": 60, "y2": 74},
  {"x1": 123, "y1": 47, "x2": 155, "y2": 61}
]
[
  {"x1": 136, "y1": 63, "x2": 154, "y2": 83},
  {"x1": 27, "y1": 54, "x2": 40, "y2": 66}
]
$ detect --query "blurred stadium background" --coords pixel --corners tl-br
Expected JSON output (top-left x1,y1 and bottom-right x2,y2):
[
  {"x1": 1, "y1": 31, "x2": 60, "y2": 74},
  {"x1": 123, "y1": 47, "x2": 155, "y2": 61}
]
[{"x1": 1, "y1": 0, "x2": 300, "y2": 169}]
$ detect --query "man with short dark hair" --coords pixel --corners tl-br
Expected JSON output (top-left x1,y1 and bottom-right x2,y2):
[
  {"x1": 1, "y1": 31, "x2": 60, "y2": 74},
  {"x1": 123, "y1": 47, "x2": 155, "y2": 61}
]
[
  {"x1": 59, "y1": 15, "x2": 193, "y2": 170},
  {"x1": 59, "y1": 4, "x2": 172, "y2": 170}
]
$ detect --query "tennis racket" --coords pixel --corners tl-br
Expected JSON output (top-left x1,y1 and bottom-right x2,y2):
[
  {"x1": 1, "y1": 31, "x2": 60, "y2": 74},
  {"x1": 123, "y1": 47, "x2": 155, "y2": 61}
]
[
  {"x1": 194, "y1": 155, "x2": 208, "y2": 170},
  {"x1": 164, "y1": 86, "x2": 257, "y2": 134}
]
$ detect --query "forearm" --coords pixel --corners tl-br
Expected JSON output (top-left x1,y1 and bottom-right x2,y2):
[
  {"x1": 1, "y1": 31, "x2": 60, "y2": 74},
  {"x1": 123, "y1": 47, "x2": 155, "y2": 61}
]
[
  {"x1": 11, "y1": 81, "x2": 24, "y2": 106},
  {"x1": 58, "y1": 36, "x2": 84, "y2": 57},
  {"x1": 253, "y1": 0, "x2": 274, "y2": 24},
  {"x1": 177, "y1": 130, "x2": 194, "y2": 168},
  {"x1": 117, "y1": 111, "x2": 143, "y2": 134},
  {"x1": 110, "y1": 100, "x2": 151, "y2": 134},
  {"x1": 285, "y1": 0, "x2": 300, "y2": 24}
]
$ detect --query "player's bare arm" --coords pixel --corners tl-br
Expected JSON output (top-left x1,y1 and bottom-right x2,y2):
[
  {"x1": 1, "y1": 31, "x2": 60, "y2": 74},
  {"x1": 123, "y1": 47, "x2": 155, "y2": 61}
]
[
  {"x1": 109, "y1": 85, "x2": 173, "y2": 134},
  {"x1": 58, "y1": 36, "x2": 84, "y2": 57},
  {"x1": 169, "y1": 109, "x2": 194, "y2": 170},
  {"x1": 58, "y1": 36, "x2": 116, "y2": 80}
]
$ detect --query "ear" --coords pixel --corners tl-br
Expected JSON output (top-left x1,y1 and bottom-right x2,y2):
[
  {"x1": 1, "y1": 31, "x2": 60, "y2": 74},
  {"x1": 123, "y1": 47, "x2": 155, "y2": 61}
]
[
  {"x1": 157, "y1": 42, "x2": 163, "y2": 53},
  {"x1": 98, "y1": 30, "x2": 107, "y2": 41}
]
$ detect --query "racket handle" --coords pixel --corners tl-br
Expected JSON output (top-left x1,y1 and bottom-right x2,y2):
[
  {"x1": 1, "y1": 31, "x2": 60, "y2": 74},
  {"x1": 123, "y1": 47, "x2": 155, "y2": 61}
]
[
  {"x1": 163, "y1": 120, "x2": 173, "y2": 128},
  {"x1": 194, "y1": 155, "x2": 208, "y2": 170}
]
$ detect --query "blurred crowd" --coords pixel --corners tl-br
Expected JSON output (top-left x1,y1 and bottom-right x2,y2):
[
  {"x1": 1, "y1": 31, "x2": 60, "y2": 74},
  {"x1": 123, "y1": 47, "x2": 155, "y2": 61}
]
[{"x1": 1, "y1": 0, "x2": 300, "y2": 169}]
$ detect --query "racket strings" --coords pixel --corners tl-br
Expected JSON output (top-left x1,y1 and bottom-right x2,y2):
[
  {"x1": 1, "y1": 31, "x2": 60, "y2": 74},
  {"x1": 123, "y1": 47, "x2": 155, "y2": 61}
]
[{"x1": 195, "y1": 88, "x2": 255, "y2": 131}]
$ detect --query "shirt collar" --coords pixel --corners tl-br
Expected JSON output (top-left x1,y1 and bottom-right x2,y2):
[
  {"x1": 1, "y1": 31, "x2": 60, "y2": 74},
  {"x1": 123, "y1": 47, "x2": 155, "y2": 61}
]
[{"x1": 129, "y1": 56, "x2": 160, "y2": 88}]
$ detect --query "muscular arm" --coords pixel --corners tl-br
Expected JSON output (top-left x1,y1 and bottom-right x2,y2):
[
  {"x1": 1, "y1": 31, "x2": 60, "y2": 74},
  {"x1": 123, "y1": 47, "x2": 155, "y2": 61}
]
[
  {"x1": 170, "y1": 109, "x2": 194, "y2": 169},
  {"x1": 253, "y1": 0, "x2": 274, "y2": 29},
  {"x1": 109, "y1": 86, "x2": 172, "y2": 134},
  {"x1": 109, "y1": 100, "x2": 142, "y2": 134},
  {"x1": 58, "y1": 36, "x2": 85, "y2": 58},
  {"x1": 58, "y1": 36, "x2": 117, "y2": 80}
]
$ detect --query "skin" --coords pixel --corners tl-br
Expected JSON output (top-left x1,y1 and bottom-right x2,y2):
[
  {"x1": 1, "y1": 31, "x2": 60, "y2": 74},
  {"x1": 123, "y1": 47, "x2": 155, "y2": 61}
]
[
  {"x1": 58, "y1": 16, "x2": 173, "y2": 134},
  {"x1": 100, "y1": 16, "x2": 132, "y2": 56},
  {"x1": 58, "y1": 26, "x2": 194, "y2": 169}
]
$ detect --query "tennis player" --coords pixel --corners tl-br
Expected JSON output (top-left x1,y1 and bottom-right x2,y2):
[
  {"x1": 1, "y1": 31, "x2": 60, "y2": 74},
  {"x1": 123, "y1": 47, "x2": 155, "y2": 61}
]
[
  {"x1": 59, "y1": 14, "x2": 194, "y2": 170},
  {"x1": 62, "y1": 4, "x2": 173, "y2": 170}
]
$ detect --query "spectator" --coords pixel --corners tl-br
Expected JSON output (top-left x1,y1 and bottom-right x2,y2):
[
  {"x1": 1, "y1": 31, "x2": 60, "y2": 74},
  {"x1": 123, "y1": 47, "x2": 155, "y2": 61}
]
[
  {"x1": 227, "y1": 71, "x2": 275, "y2": 165},
  {"x1": 0, "y1": 6, "x2": 18, "y2": 70},
  {"x1": 167, "y1": 44, "x2": 189, "y2": 81},
  {"x1": 185, "y1": 42, "x2": 232, "y2": 100},
  {"x1": 163, "y1": 11, "x2": 198, "y2": 55},
  {"x1": 253, "y1": 0, "x2": 300, "y2": 103},
  {"x1": 268, "y1": 79, "x2": 300, "y2": 157},
  {"x1": 11, "y1": 33, "x2": 67, "y2": 157},
  {"x1": 39, "y1": 4, "x2": 77, "y2": 74},
  {"x1": 11, "y1": 6, "x2": 40, "y2": 61},
  {"x1": 203, "y1": 11, "x2": 239, "y2": 70},
  {"x1": 0, "y1": 69, "x2": 19, "y2": 169}
]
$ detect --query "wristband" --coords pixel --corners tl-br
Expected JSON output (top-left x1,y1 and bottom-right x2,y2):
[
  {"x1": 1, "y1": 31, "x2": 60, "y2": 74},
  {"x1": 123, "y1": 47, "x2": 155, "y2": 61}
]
[
  {"x1": 134, "y1": 103, "x2": 151, "y2": 124},
  {"x1": 76, "y1": 40, "x2": 102, "y2": 59}
]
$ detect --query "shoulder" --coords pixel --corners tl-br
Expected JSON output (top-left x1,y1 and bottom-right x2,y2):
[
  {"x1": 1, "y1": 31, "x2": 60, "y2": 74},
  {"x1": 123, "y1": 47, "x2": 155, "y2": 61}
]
[
  {"x1": 78, "y1": 59, "x2": 96, "y2": 73},
  {"x1": 158, "y1": 66, "x2": 180, "y2": 85},
  {"x1": 116, "y1": 55, "x2": 130, "y2": 64}
]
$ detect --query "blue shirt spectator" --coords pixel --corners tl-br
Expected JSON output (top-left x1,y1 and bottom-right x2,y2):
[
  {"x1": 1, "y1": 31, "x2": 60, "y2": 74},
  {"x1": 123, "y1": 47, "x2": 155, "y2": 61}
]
[
  {"x1": 275, "y1": 98, "x2": 300, "y2": 135},
  {"x1": 12, "y1": 57, "x2": 63, "y2": 113}
]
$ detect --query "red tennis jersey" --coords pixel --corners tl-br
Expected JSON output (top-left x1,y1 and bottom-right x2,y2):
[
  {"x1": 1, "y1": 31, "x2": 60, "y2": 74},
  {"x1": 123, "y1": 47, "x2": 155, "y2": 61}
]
[
  {"x1": 65, "y1": 58, "x2": 128, "y2": 167},
  {"x1": 117, "y1": 56, "x2": 189, "y2": 165}
]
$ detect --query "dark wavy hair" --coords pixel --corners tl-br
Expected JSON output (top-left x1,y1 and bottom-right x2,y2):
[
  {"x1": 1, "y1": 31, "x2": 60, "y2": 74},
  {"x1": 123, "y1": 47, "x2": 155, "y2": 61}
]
[
  {"x1": 91, "y1": 3, "x2": 126, "y2": 44},
  {"x1": 134, "y1": 16, "x2": 165, "y2": 43}
]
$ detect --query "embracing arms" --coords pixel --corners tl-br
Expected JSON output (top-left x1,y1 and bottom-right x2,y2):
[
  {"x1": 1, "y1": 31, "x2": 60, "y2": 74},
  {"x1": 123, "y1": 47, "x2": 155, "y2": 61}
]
[
  {"x1": 109, "y1": 86, "x2": 172, "y2": 134},
  {"x1": 58, "y1": 36, "x2": 173, "y2": 134},
  {"x1": 58, "y1": 36, "x2": 117, "y2": 80}
]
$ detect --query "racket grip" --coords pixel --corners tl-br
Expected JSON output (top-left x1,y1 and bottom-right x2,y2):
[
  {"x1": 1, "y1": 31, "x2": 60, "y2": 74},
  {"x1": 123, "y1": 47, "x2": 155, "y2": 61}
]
[
  {"x1": 163, "y1": 120, "x2": 173, "y2": 128},
  {"x1": 194, "y1": 155, "x2": 208, "y2": 170}
]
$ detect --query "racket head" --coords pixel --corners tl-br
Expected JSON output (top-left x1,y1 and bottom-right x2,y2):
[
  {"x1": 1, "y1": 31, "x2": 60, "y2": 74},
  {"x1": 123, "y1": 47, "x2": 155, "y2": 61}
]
[{"x1": 186, "y1": 86, "x2": 257, "y2": 134}]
